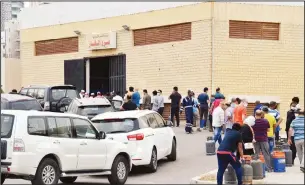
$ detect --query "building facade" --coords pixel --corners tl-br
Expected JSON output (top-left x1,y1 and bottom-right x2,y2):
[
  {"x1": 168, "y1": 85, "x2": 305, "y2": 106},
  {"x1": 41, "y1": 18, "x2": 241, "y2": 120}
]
[
  {"x1": 3, "y1": 20, "x2": 20, "y2": 58},
  {"x1": 20, "y1": 2, "x2": 304, "y2": 118},
  {"x1": 1, "y1": 1, "x2": 23, "y2": 31}
]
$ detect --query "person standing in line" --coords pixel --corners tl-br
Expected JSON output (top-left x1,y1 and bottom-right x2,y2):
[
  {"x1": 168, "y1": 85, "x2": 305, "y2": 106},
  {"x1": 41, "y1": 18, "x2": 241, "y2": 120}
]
[
  {"x1": 95, "y1": 92, "x2": 103, "y2": 98},
  {"x1": 288, "y1": 109, "x2": 304, "y2": 172},
  {"x1": 197, "y1": 87, "x2": 209, "y2": 131},
  {"x1": 124, "y1": 90, "x2": 128, "y2": 101},
  {"x1": 224, "y1": 99, "x2": 235, "y2": 132},
  {"x1": 169, "y1": 86, "x2": 182, "y2": 127},
  {"x1": 84, "y1": 92, "x2": 89, "y2": 98},
  {"x1": 112, "y1": 91, "x2": 124, "y2": 108},
  {"x1": 216, "y1": 123, "x2": 244, "y2": 185},
  {"x1": 152, "y1": 90, "x2": 159, "y2": 112},
  {"x1": 214, "y1": 87, "x2": 225, "y2": 100},
  {"x1": 286, "y1": 102, "x2": 298, "y2": 165},
  {"x1": 192, "y1": 91, "x2": 200, "y2": 128},
  {"x1": 79, "y1": 90, "x2": 85, "y2": 99},
  {"x1": 239, "y1": 116, "x2": 256, "y2": 157},
  {"x1": 208, "y1": 94, "x2": 215, "y2": 132},
  {"x1": 261, "y1": 106, "x2": 276, "y2": 153},
  {"x1": 253, "y1": 100, "x2": 263, "y2": 115},
  {"x1": 90, "y1": 93, "x2": 95, "y2": 98},
  {"x1": 120, "y1": 95, "x2": 138, "y2": 111},
  {"x1": 131, "y1": 88, "x2": 141, "y2": 109},
  {"x1": 157, "y1": 90, "x2": 165, "y2": 116},
  {"x1": 252, "y1": 110, "x2": 272, "y2": 172},
  {"x1": 233, "y1": 99, "x2": 248, "y2": 125},
  {"x1": 268, "y1": 101, "x2": 283, "y2": 142},
  {"x1": 142, "y1": 89, "x2": 152, "y2": 110},
  {"x1": 212, "y1": 100, "x2": 226, "y2": 145},
  {"x1": 181, "y1": 90, "x2": 195, "y2": 133}
]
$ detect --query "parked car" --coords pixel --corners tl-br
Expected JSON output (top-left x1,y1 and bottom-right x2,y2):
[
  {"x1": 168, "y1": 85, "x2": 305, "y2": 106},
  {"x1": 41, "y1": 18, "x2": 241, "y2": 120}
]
[
  {"x1": 1, "y1": 110, "x2": 131, "y2": 185},
  {"x1": 19, "y1": 85, "x2": 80, "y2": 112},
  {"x1": 91, "y1": 110, "x2": 177, "y2": 172},
  {"x1": 1, "y1": 94, "x2": 43, "y2": 111},
  {"x1": 66, "y1": 97, "x2": 115, "y2": 119}
]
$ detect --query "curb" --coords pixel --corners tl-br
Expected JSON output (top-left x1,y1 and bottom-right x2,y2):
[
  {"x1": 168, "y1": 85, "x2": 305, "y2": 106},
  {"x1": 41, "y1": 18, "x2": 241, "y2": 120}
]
[{"x1": 190, "y1": 169, "x2": 275, "y2": 184}]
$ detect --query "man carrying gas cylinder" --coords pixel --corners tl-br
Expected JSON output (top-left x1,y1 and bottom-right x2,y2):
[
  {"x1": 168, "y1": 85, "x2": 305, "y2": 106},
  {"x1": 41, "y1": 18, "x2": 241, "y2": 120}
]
[{"x1": 181, "y1": 90, "x2": 195, "y2": 134}]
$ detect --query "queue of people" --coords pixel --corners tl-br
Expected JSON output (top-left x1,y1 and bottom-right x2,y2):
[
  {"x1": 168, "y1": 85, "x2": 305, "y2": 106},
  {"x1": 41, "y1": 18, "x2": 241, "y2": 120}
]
[{"x1": 215, "y1": 96, "x2": 304, "y2": 185}]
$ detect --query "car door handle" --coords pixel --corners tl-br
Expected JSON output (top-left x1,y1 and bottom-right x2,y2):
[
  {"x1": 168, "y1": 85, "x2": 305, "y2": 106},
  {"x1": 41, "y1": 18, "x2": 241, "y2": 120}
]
[
  {"x1": 53, "y1": 140, "x2": 60, "y2": 144},
  {"x1": 146, "y1": 134, "x2": 154, "y2": 137},
  {"x1": 80, "y1": 142, "x2": 87, "y2": 146}
]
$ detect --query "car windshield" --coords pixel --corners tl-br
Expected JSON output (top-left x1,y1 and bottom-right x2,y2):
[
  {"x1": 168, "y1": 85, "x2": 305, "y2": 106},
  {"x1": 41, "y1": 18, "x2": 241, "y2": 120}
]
[
  {"x1": 92, "y1": 119, "x2": 136, "y2": 133},
  {"x1": 10, "y1": 100, "x2": 43, "y2": 111},
  {"x1": 51, "y1": 89, "x2": 78, "y2": 101},
  {"x1": 78, "y1": 105, "x2": 114, "y2": 117},
  {"x1": 1, "y1": 114, "x2": 14, "y2": 138}
]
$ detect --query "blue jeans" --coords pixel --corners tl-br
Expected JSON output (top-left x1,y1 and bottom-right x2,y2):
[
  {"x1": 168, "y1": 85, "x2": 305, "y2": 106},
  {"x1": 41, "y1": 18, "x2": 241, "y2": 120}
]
[
  {"x1": 217, "y1": 153, "x2": 242, "y2": 185},
  {"x1": 214, "y1": 127, "x2": 223, "y2": 144},
  {"x1": 268, "y1": 137, "x2": 274, "y2": 153}
]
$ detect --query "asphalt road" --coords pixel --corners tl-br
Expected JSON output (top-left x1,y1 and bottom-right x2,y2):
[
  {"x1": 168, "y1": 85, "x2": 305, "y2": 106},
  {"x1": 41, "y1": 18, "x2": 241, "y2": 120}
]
[{"x1": 5, "y1": 127, "x2": 218, "y2": 184}]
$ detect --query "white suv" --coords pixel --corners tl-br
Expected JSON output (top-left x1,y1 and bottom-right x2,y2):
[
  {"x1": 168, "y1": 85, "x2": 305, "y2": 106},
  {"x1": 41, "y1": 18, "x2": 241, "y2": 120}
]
[{"x1": 1, "y1": 110, "x2": 131, "y2": 185}]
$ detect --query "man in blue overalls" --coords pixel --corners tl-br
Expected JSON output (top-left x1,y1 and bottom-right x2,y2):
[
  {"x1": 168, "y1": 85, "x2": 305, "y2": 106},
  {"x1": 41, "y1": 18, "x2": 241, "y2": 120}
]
[{"x1": 181, "y1": 90, "x2": 195, "y2": 134}]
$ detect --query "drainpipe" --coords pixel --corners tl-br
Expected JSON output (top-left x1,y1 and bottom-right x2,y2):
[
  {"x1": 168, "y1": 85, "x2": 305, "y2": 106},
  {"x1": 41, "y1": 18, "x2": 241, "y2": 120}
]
[{"x1": 210, "y1": 1, "x2": 215, "y2": 93}]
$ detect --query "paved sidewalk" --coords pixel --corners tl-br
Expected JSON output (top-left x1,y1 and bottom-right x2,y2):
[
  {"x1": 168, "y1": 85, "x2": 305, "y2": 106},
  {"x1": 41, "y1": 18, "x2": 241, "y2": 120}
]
[{"x1": 264, "y1": 164, "x2": 304, "y2": 184}]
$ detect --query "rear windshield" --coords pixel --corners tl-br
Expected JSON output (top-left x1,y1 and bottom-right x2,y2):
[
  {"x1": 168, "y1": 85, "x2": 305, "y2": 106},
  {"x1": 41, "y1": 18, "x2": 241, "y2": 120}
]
[
  {"x1": 92, "y1": 119, "x2": 137, "y2": 134},
  {"x1": 1, "y1": 114, "x2": 14, "y2": 138},
  {"x1": 78, "y1": 105, "x2": 114, "y2": 117},
  {"x1": 10, "y1": 100, "x2": 43, "y2": 111},
  {"x1": 51, "y1": 89, "x2": 79, "y2": 101}
]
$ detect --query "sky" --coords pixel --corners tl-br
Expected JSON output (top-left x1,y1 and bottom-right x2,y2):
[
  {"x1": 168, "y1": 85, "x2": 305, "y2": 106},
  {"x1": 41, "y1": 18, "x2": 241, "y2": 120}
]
[{"x1": 24, "y1": 2, "x2": 304, "y2": 8}]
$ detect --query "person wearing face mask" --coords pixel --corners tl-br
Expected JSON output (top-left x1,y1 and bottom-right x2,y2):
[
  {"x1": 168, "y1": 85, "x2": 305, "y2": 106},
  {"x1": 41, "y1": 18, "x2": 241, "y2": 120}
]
[
  {"x1": 238, "y1": 116, "x2": 256, "y2": 158},
  {"x1": 181, "y1": 90, "x2": 195, "y2": 134},
  {"x1": 224, "y1": 98, "x2": 236, "y2": 131},
  {"x1": 286, "y1": 102, "x2": 297, "y2": 165},
  {"x1": 233, "y1": 99, "x2": 248, "y2": 125},
  {"x1": 157, "y1": 90, "x2": 165, "y2": 116},
  {"x1": 212, "y1": 100, "x2": 226, "y2": 144}
]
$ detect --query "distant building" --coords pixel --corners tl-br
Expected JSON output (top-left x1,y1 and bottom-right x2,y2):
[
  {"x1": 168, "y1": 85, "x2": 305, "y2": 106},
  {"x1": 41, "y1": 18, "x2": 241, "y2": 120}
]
[
  {"x1": 4, "y1": 20, "x2": 20, "y2": 59},
  {"x1": 28, "y1": 2, "x2": 50, "y2": 7},
  {"x1": 0, "y1": 1, "x2": 24, "y2": 31}
]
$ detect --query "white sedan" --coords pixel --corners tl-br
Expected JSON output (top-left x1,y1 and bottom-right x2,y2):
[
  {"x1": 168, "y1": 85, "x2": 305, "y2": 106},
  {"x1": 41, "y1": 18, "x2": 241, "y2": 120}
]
[{"x1": 91, "y1": 110, "x2": 177, "y2": 172}]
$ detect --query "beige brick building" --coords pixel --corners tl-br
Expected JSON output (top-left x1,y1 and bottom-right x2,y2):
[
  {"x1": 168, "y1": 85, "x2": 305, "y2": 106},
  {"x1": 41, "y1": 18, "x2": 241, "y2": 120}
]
[{"x1": 20, "y1": 2, "x2": 303, "y2": 119}]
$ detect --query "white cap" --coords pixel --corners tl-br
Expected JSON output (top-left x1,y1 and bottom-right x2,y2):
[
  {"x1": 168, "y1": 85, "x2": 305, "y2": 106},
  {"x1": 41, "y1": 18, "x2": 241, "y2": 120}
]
[
  {"x1": 244, "y1": 116, "x2": 255, "y2": 127},
  {"x1": 81, "y1": 90, "x2": 85, "y2": 93}
]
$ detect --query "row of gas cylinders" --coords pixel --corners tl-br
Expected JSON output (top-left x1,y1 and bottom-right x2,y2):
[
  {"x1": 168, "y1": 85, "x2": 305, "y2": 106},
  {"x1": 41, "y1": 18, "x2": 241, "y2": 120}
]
[{"x1": 205, "y1": 137, "x2": 294, "y2": 168}]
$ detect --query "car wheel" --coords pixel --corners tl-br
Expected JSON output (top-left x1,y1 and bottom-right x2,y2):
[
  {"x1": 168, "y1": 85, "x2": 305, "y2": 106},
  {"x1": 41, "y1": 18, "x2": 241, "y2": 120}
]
[
  {"x1": 1, "y1": 174, "x2": 6, "y2": 185},
  {"x1": 31, "y1": 158, "x2": 60, "y2": 185},
  {"x1": 59, "y1": 177, "x2": 77, "y2": 184},
  {"x1": 107, "y1": 155, "x2": 129, "y2": 185},
  {"x1": 147, "y1": 147, "x2": 158, "y2": 173},
  {"x1": 167, "y1": 139, "x2": 177, "y2": 161}
]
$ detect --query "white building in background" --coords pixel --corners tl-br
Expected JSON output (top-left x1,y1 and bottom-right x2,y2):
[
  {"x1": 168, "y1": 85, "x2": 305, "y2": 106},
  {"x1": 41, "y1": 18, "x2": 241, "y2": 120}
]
[
  {"x1": 0, "y1": 1, "x2": 24, "y2": 31},
  {"x1": 3, "y1": 20, "x2": 20, "y2": 59},
  {"x1": 28, "y1": 2, "x2": 50, "y2": 7}
]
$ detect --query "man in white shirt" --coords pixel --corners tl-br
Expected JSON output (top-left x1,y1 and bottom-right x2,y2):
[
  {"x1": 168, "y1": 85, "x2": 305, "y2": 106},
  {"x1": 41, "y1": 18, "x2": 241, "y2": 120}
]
[
  {"x1": 213, "y1": 100, "x2": 226, "y2": 144},
  {"x1": 157, "y1": 90, "x2": 165, "y2": 116},
  {"x1": 112, "y1": 91, "x2": 124, "y2": 109}
]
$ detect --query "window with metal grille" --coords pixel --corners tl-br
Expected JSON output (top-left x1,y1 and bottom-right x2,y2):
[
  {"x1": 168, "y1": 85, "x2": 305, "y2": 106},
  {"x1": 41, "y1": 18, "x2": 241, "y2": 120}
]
[
  {"x1": 229, "y1": 20, "x2": 280, "y2": 40},
  {"x1": 133, "y1": 22, "x2": 191, "y2": 46},
  {"x1": 35, "y1": 37, "x2": 79, "y2": 56}
]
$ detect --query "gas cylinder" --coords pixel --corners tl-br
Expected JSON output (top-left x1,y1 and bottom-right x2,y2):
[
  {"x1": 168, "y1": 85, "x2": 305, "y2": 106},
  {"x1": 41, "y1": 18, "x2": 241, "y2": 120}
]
[
  {"x1": 224, "y1": 164, "x2": 237, "y2": 184},
  {"x1": 281, "y1": 144, "x2": 293, "y2": 167},
  {"x1": 242, "y1": 156, "x2": 253, "y2": 185},
  {"x1": 259, "y1": 154, "x2": 266, "y2": 178},
  {"x1": 206, "y1": 136, "x2": 216, "y2": 155},
  {"x1": 272, "y1": 151, "x2": 286, "y2": 172},
  {"x1": 251, "y1": 155, "x2": 264, "y2": 180}
]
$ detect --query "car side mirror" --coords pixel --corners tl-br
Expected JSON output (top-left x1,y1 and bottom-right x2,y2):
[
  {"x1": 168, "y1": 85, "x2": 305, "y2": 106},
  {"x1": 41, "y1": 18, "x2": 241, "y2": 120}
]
[{"x1": 99, "y1": 131, "x2": 106, "y2": 139}]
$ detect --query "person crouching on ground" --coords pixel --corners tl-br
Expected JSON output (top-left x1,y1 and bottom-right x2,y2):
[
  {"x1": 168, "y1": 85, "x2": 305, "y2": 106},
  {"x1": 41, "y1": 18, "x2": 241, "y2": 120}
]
[
  {"x1": 212, "y1": 100, "x2": 226, "y2": 144},
  {"x1": 239, "y1": 116, "x2": 256, "y2": 157},
  {"x1": 252, "y1": 110, "x2": 272, "y2": 172},
  {"x1": 181, "y1": 90, "x2": 195, "y2": 134},
  {"x1": 216, "y1": 123, "x2": 244, "y2": 185}
]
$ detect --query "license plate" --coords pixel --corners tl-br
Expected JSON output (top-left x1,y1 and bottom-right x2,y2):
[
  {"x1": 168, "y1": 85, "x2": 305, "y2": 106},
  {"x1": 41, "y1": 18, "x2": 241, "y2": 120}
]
[{"x1": 244, "y1": 143, "x2": 254, "y2": 149}]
